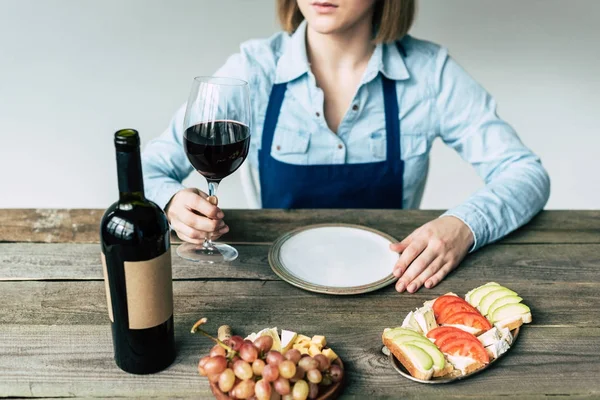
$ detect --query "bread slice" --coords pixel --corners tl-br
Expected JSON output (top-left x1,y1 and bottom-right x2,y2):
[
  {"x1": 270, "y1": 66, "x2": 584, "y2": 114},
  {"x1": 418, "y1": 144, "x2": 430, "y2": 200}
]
[
  {"x1": 494, "y1": 312, "x2": 532, "y2": 331},
  {"x1": 383, "y1": 335, "x2": 434, "y2": 380}
]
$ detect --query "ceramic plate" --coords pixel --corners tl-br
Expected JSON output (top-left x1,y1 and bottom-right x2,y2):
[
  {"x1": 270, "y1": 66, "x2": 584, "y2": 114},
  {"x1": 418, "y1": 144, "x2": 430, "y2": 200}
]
[
  {"x1": 269, "y1": 224, "x2": 399, "y2": 295},
  {"x1": 388, "y1": 327, "x2": 520, "y2": 384}
]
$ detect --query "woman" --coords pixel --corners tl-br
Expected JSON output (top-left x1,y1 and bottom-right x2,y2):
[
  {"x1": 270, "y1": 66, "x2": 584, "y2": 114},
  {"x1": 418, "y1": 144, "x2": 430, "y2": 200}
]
[{"x1": 142, "y1": 0, "x2": 550, "y2": 293}]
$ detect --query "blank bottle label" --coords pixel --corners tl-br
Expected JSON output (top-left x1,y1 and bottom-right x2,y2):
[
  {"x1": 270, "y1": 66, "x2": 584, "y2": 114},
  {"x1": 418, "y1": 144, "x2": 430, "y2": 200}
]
[{"x1": 102, "y1": 250, "x2": 173, "y2": 329}]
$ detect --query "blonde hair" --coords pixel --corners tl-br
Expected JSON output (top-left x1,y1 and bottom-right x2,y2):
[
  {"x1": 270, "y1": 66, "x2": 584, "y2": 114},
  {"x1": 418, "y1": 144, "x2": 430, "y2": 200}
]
[{"x1": 277, "y1": 0, "x2": 416, "y2": 44}]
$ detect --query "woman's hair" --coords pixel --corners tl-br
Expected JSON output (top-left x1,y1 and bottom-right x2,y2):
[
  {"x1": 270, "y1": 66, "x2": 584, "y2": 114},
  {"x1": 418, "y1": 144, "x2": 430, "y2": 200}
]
[{"x1": 277, "y1": 0, "x2": 416, "y2": 43}]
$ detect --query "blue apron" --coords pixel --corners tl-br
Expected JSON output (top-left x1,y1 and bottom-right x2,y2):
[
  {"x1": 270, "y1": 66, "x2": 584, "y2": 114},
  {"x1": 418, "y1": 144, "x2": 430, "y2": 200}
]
[{"x1": 259, "y1": 49, "x2": 404, "y2": 209}]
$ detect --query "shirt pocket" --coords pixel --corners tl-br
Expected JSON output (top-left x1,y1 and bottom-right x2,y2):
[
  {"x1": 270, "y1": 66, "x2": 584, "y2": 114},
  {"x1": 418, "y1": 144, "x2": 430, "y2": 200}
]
[
  {"x1": 270, "y1": 128, "x2": 310, "y2": 165},
  {"x1": 369, "y1": 131, "x2": 428, "y2": 161}
]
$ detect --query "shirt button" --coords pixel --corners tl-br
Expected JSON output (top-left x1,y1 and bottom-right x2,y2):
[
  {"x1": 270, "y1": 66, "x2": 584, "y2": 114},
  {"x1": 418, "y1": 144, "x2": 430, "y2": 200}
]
[
  {"x1": 276, "y1": 145, "x2": 281, "y2": 151},
  {"x1": 316, "y1": 112, "x2": 321, "y2": 117},
  {"x1": 338, "y1": 144, "x2": 343, "y2": 150},
  {"x1": 352, "y1": 104, "x2": 359, "y2": 111}
]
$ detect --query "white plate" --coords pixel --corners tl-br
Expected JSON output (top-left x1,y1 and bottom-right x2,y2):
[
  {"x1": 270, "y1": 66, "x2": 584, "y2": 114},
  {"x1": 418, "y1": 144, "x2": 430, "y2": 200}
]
[{"x1": 268, "y1": 224, "x2": 399, "y2": 295}]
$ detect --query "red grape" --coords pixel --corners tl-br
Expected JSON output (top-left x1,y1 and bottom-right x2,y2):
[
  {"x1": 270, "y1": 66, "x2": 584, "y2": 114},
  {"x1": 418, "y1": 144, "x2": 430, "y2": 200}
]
[
  {"x1": 297, "y1": 357, "x2": 318, "y2": 371},
  {"x1": 198, "y1": 355, "x2": 210, "y2": 376},
  {"x1": 329, "y1": 364, "x2": 343, "y2": 383},
  {"x1": 262, "y1": 364, "x2": 280, "y2": 382},
  {"x1": 210, "y1": 344, "x2": 226, "y2": 358},
  {"x1": 308, "y1": 382, "x2": 319, "y2": 399},
  {"x1": 252, "y1": 358, "x2": 266, "y2": 376},
  {"x1": 233, "y1": 360, "x2": 254, "y2": 380},
  {"x1": 313, "y1": 354, "x2": 330, "y2": 371},
  {"x1": 208, "y1": 373, "x2": 221, "y2": 383},
  {"x1": 240, "y1": 342, "x2": 259, "y2": 363},
  {"x1": 284, "y1": 349, "x2": 301, "y2": 364},
  {"x1": 266, "y1": 351, "x2": 284, "y2": 367},
  {"x1": 278, "y1": 360, "x2": 297, "y2": 379},
  {"x1": 306, "y1": 369, "x2": 322, "y2": 384},
  {"x1": 204, "y1": 355, "x2": 227, "y2": 375},
  {"x1": 230, "y1": 335, "x2": 245, "y2": 351},
  {"x1": 291, "y1": 379, "x2": 309, "y2": 400},
  {"x1": 254, "y1": 336, "x2": 274, "y2": 353},
  {"x1": 232, "y1": 379, "x2": 255, "y2": 399},
  {"x1": 290, "y1": 366, "x2": 305, "y2": 383},
  {"x1": 219, "y1": 368, "x2": 236, "y2": 393},
  {"x1": 254, "y1": 379, "x2": 272, "y2": 400},
  {"x1": 273, "y1": 377, "x2": 291, "y2": 395}
]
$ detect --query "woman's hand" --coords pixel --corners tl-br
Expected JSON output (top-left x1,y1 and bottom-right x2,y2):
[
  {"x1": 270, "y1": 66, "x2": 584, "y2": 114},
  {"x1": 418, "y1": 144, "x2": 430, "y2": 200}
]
[
  {"x1": 165, "y1": 188, "x2": 229, "y2": 243},
  {"x1": 390, "y1": 216, "x2": 474, "y2": 293}
]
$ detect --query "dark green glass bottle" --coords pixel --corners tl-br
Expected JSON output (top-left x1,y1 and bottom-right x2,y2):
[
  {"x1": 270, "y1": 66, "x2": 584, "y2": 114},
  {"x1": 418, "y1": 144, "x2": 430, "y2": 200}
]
[{"x1": 100, "y1": 129, "x2": 175, "y2": 374}]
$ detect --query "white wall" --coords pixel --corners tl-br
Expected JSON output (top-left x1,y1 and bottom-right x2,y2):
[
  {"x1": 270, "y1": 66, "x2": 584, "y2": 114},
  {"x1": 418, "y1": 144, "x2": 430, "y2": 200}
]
[{"x1": 1, "y1": 0, "x2": 598, "y2": 209}]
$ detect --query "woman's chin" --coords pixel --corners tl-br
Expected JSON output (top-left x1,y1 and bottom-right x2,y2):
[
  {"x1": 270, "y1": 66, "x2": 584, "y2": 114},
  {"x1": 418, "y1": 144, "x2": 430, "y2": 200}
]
[{"x1": 306, "y1": 19, "x2": 347, "y2": 36}]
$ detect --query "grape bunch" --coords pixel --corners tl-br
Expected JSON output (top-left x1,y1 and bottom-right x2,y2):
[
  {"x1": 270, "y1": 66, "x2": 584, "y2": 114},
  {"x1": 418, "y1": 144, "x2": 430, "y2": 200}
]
[{"x1": 195, "y1": 326, "x2": 343, "y2": 400}]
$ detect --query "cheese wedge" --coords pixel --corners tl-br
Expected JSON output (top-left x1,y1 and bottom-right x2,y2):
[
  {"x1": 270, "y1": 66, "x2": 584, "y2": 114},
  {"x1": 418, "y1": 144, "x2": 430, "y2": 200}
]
[
  {"x1": 413, "y1": 306, "x2": 437, "y2": 334},
  {"x1": 281, "y1": 330, "x2": 297, "y2": 352}
]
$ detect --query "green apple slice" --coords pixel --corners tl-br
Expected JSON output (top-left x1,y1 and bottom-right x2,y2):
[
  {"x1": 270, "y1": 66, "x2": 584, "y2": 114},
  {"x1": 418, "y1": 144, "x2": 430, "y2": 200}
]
[
  {"x1": 488, "y1": 295, "x2": 523, "y2": 317},
  {"x1": 399, "y1": 343, "x2": 434, "y2": 371},
  {"x1": 405, "y1": 340, "x2": 445, "y2": 370},
  {"x1": 384, "y1": 327, "x2": 424, "y2": 339},
  {"x1": 388, "y1": 334, "x2": 432, "y2": 346},
  {"x1": 479, "y1": 288, "x2": 518, "y2": 316},
  {"x1": 490, "y1": 303, "x2": 531, "y2": 323},
  {"x1": 466, "y1": 282, "x2": 500, "y2": 304},
  {"x1": 468, "y1": 283, "x2": 505, "y2": 308}
]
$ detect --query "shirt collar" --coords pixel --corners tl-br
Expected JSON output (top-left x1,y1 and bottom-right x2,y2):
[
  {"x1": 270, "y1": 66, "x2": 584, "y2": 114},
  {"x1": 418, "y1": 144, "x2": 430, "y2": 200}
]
[
  {"x1": 275, "y1": 20, "x2": 310, "y2": 84},
  {"x1": 275, "y1": 20, "x2": 410, "y2": 84}
]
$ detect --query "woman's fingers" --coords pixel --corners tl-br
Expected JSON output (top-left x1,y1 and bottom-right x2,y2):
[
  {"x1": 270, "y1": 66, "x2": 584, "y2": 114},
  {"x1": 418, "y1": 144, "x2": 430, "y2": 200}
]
[
  {"x1": 393, "y1": 239, "x2": 426, "y2": 278},
  {"x1": 395, "y1": 246, "x2": 437, "y2": 293},
  {"x1": 186, "y1": 191, "x2": 224, "y2": 220},
  {"x1": 179, "y1": 208, "x2": 225, "y2": 232},
  {"x1": 408, "y1": 256, "x2": 445, "y2": 292},
  {"x1": 425, "y1": 261, "x2": 458, "y2": 289}
]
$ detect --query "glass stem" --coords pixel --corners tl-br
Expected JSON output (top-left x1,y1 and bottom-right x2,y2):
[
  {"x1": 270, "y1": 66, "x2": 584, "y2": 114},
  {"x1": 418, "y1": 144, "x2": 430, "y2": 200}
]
[{"x1": 203, "y1": 180, "x2": 219, "y2": 251}]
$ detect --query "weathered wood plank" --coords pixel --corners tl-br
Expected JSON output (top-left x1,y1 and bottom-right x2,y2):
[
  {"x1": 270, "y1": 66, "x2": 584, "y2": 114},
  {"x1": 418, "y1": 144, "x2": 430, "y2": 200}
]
[
  {"x1": 0, "y1": 323, "x2": 598, "y2": 398},
  {"x1": 2, "y1": 209, "x2": 600, "y2": 244},
  {"x1": 0, "y1": 280, "x2": 598, "y2": 328},
  {"x1": 1, "y1": 242, "x2": 599, "y2": 284}
]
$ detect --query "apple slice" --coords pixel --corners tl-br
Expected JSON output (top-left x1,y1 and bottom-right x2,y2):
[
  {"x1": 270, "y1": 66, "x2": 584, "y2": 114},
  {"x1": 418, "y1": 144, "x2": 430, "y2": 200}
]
[
  {"x1": 466, "y1": 282, "x2": 499, "y2": 304},
  {"x1": 467, "y1": 283, "x2": 505, "y2": 308},
  {"x1": 479, "y1": 288, "x2": 518, "y2": 316},
  {"x1": 384, "y1": 327, "x2": 425, "y2": 339},
  {"x1": 387, "y1": 334, "x2": 434, "y2": 346},
  {"x1": 399, "y1": 343, "x2": 434, "y2": 372},
  {"x1": 488, "y1": 295, "x2": 523, "y2": 317},
  {"x1": 490, "y1": 303, "x2": 531, "y2": 323},
  {"x1": 405, "y1": 340, "x2": 445, "y2": 371}
]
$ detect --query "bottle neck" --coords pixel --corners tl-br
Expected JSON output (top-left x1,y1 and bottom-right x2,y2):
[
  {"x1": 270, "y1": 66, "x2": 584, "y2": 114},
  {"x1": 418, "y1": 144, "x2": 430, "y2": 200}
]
[{"x1": 116, "y1": 148, "x2": 145, "y2": 201}]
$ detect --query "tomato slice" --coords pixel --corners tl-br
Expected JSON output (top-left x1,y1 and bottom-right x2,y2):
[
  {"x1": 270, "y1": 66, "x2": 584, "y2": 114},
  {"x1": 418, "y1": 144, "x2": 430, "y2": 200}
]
[
  {"x1": 435, "y1": 331, "x2": 481, "y2": 349},
  {"x1": 437, "y1": 301, "x2": 481, "y2": 324},
  {"x1": 440, "y1": 338, "x2": 490, "y2": 364},
  {"x1": 444, "y1": 311, "x2": 493, "y2": 332},
  {"x1": 427, "y1": 326, "x2": 470, "y2": 341},
  {"x1": 432, "y1": 295, "x2": 469, "y2": 318}
]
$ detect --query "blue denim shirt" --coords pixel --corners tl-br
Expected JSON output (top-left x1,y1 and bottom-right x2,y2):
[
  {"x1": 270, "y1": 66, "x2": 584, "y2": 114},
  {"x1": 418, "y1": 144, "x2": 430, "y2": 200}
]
[{"x1": 142, "y1": 21, "x2": 550, "y2": 251}]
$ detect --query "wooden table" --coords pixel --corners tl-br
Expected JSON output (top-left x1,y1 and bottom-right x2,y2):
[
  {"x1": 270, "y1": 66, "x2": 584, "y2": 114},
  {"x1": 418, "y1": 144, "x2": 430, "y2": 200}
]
[{"x1": 1, "y1": 209, "x2": 599, "y2": 399}]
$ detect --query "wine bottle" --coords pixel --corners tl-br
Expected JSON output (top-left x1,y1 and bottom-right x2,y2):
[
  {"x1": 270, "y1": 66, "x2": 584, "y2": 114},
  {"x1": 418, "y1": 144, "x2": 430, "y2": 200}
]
[{"x1": 100, "y1": 129, "x2": 176, "y2": 374}]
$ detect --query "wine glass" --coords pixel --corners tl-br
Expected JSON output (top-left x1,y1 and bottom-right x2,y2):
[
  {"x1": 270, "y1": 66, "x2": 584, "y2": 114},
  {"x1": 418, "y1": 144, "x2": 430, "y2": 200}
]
[{"x1": 178, "y1": 76, "x2": 251, "y2": 263}]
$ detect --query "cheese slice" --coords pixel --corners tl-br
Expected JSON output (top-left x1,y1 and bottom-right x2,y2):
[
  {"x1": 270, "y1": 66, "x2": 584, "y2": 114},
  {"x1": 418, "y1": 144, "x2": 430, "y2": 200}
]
[
  {"x1": 414, "y1": 307, "x2": 437, "y2": 335},
  {"x1": 281, "y1": 329, "x2": 297, "y2": 352},
  {"x1": 401, "y1": 311, "x2": 423, "y2": 334},
  {"x1": 446, "y1": 354, "x2": 478, "y2": 375},
  {"x1": 499, "y1": 327, "x2": 513, "y2": 345},
  {"x1": 477, "y1": 327, "x2": 501, "y2": 347},
  {"x1": 485, "y1": 338, "x2": 510, "y2": 359}
]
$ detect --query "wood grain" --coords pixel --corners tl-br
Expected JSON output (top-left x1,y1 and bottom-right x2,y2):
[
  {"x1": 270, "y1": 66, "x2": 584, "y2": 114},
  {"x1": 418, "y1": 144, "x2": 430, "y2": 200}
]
[
  {"x1": 1, "y1": 242, "x2": 599, "y2": 284},
  {"x1": 0, "y1": 322, "x2": 598, "y2": 398},
  {"x1": 2, "y1": 209, "x2": 600, "y2": 244}
]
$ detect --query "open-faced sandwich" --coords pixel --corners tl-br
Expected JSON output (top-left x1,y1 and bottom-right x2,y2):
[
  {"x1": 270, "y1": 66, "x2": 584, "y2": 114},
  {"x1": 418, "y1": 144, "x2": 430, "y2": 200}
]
[{"x1": 383, "y1": 282, "x2": 532, "y2": 381}]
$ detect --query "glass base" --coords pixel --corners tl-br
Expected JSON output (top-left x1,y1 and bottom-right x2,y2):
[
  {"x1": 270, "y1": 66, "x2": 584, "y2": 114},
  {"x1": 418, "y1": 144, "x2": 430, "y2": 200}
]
[{"x1": 176, "y1": 242, "x2": 239, "y2": 263}]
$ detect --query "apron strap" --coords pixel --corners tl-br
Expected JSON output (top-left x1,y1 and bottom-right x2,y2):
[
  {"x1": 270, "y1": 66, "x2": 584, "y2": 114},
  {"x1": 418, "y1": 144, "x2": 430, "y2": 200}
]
[
  {"x1": 381, "y1": 75, "x2": 401, "y2": 163},
  {"x1": 261, "y1": 83, "x2": 288, "y2": 155}
]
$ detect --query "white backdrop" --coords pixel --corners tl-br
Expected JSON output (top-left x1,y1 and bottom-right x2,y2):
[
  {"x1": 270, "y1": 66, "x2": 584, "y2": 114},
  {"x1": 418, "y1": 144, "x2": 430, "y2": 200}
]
[{"x1": 1, "y1": 0, "x2": 598, "y2": 209}]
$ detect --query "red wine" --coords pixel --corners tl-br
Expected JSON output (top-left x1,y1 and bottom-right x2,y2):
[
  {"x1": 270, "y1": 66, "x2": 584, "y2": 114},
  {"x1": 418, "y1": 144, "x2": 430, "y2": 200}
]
[
  {"x1": 184, "y1": 120, "x2": 250, "y2": 181},
  {"x1": 100, "y1": 129, "x2": 175, "y2": 374}
]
